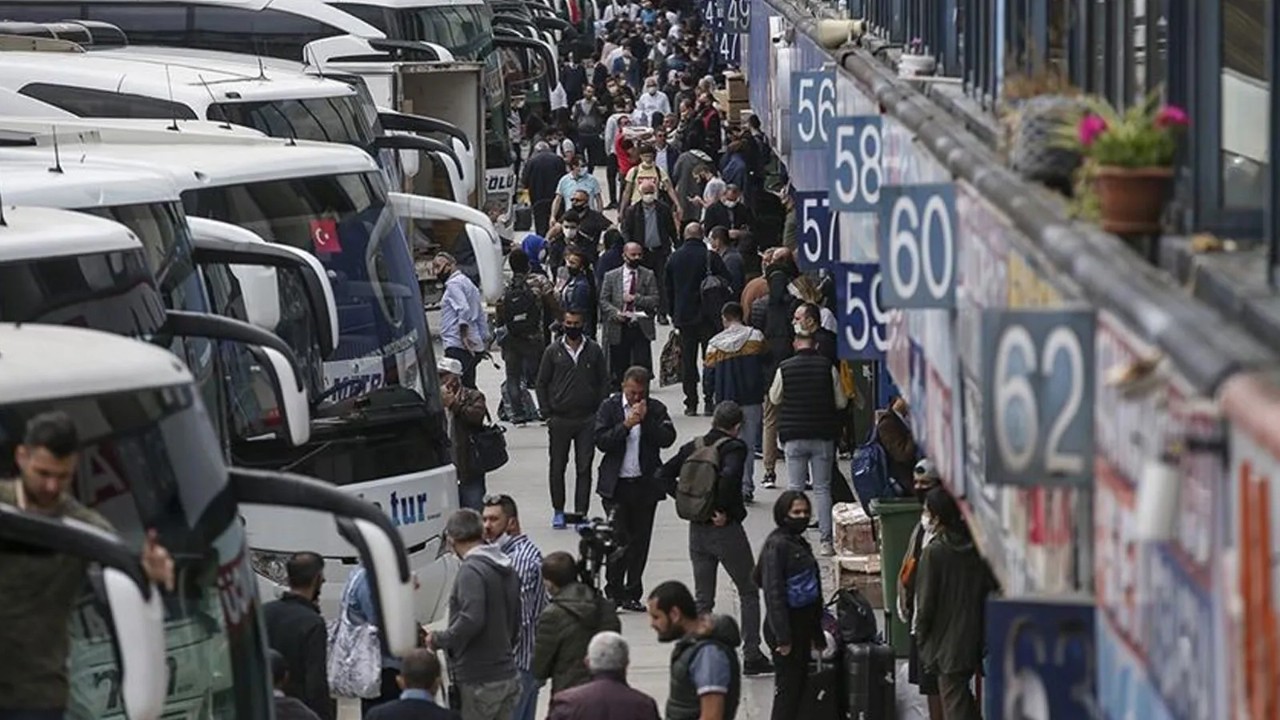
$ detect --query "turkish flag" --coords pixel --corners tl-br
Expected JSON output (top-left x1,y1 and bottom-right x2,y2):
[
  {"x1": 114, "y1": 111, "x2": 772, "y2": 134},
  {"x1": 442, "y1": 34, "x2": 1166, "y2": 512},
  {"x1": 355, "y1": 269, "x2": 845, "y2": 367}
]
[{"x1": 310, "y1": 218, "x2": 341, "y2": 254}]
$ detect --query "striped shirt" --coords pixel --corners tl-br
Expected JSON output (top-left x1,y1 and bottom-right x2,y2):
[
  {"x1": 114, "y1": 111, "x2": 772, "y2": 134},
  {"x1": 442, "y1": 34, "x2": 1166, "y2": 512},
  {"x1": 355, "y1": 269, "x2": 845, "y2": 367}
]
[{"x1": 501, "y1": 533, "x2": 547, "y2": 671}]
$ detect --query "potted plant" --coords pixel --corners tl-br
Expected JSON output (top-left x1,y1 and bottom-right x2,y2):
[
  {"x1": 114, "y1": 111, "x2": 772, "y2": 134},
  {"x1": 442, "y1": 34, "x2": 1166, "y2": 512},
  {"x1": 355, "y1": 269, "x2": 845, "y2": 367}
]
[{"x1": 1065, "y1": 91, "x2": 1189, "y2": 234}]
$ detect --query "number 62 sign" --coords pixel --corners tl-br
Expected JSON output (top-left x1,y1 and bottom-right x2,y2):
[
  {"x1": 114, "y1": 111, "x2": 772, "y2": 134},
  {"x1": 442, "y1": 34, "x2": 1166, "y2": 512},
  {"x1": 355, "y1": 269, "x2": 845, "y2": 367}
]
[{"x1": 980, "y1": 309, "x2": 1096, "y2": 486}]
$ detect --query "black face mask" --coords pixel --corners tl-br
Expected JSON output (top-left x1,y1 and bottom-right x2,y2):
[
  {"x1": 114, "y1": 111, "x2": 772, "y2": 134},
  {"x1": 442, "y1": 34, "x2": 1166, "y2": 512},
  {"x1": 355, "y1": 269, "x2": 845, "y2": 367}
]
[
  {"x1": 568, "y1": 265, "x2": 583, "y2": 276},
  {"x1": 564, "y1": 325, "x2": 585, "y2": 340},
  {"x1": 783, "y1": 516, "x2": 809, "y2": 535},
  {"x1": 571, "y1": 202, "x2": 588, "y2": 211},
  {"x1": 624, "y1": 258, "x2": 641, "y2": 268}
]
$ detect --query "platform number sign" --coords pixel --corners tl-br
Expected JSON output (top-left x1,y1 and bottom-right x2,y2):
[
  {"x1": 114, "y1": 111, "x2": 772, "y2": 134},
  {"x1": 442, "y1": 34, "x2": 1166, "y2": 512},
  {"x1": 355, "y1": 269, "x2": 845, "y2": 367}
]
[
  {"x1": 702, "y1": 0, "x2": 719, "y2": 29},
  {"x1": 830, "y1": 117, "x2": 882, "y2": 212},
  {"x1": 718, "y1": 32, "x2": 741, "y2": 65},
  {"x1": 795, "y1": 190, "x2": 839, "y2": 270},
  {"x1": 837, "y1": 263, "x2": 889, "y2": 359},
  {"x1": 980, "y1": 309, "x2": 1095, "y2": 486},
  {"x1": 876, "y1": 184, "x2": 957, "y2": 308},
  {"x1": 727, "y1": 0, "x2": 750, "y2": 33},
  {"x1": 790, "y1": 70, "x2": 836, "y2": 149}
]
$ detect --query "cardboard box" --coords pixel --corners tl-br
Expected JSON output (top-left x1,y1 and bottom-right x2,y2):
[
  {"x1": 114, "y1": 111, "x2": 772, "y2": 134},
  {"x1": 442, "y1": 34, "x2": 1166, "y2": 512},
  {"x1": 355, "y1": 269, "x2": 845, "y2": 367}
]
[
  {"x1": 834, "y1": 554, "x2": 884, "y2": 608},
  {"x1": 833, "y1": 502, "x2": 877, "y2": 556},
  {"x1": 724, "y1": 71, "x2": 748, "y2": 102}
]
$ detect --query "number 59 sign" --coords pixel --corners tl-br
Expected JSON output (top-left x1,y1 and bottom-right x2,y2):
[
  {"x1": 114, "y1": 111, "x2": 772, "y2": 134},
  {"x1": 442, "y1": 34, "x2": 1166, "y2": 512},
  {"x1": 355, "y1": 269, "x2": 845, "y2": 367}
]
[
  {"x1": 980, "y1": 309, "x2": 1096, "y2": 486},
  {"x1": 877, "y1": 184, "x2": 957, "y2": 308},
  {"x1": 836, "y1": 263, "x2": 889, "y2": 359}
]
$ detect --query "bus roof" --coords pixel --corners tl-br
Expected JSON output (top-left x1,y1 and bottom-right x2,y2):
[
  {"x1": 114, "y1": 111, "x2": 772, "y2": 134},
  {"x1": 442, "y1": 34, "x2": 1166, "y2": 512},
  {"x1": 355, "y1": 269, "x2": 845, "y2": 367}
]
[
  {"x1": 43, "y1": 0, "x2": 388, "y2": 37},
  {"x1": 0, "y1": 51, "x2": 359, "y2": 111},
  {"x1": 0, "y1": 118, "x2": 379, "y2": 189},
  {"x1": 330, "y1": 0, "x2": 486, "y2": 8},
  {"x1": 0, "y1": 321, "x2": 192, "y2": 405},
  {"x1": 0, "y1": 204, "x2": 140, "y2": 261},
  {"x1": 0, "y1": 157, "x2": 180, "y2": 209}
]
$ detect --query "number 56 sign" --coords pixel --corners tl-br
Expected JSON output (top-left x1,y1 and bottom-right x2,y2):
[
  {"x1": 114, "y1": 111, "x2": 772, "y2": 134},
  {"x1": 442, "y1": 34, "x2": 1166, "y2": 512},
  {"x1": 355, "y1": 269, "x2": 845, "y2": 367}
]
[{"x1": 980, "y1": 309, "x2": 1096, "y2": 486}]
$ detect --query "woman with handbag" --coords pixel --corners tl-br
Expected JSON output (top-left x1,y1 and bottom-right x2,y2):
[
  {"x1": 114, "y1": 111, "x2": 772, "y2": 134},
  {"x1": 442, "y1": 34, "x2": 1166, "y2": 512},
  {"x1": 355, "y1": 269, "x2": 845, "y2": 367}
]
[
  {"x1": 753, "y1": 490, "x2": 825, "y2": 720},
  {"x1": 439, "y1": 357, "x2": 496, "y2": 510}
]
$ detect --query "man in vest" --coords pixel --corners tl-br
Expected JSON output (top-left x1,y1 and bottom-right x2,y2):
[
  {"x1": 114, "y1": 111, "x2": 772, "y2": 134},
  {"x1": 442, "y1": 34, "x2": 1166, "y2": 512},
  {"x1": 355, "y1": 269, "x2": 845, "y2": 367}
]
[
  {"x1": 767, "y1": 323, "x2": 849, "y2": 556},
  {"x1": 655, "y1": 403, "x2": 772, "y2": 677},
  {"x1": 646, "y1": 581, "x2": 742, "y2": 720}
]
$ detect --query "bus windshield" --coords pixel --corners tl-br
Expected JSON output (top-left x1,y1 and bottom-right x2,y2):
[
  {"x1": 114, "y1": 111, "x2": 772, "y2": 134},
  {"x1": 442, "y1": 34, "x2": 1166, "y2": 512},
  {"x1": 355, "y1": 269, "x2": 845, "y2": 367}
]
[
  {"x1": 0, "y1": 248, "x2": 167, "y2": 334},
  {"x1": 208, "y1": 95, "x2": 378, "y2": 155},
  {"x1": 0, "y1": 385, "x2": 273, "y2": 719},
  {"x1": 181, "y1": 171, "x2": 439, "y2": 411}
]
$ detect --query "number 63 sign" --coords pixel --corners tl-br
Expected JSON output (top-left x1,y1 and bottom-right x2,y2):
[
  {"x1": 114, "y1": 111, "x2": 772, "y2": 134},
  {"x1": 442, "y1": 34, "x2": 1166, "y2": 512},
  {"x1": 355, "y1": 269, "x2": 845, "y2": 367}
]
[{"x1": 980, "y1": 309, "x2": 1096, "y2": 486}]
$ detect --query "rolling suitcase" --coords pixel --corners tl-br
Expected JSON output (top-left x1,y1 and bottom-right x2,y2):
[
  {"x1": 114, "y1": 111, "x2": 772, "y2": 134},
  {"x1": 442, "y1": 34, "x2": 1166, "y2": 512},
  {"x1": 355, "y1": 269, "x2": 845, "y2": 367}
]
[
  {"x1": 844, "y1": 642, "x2": 896, "y2": 720},
  {"x1": 800, "y1": 653, "x2": 843, "y2": 720}
]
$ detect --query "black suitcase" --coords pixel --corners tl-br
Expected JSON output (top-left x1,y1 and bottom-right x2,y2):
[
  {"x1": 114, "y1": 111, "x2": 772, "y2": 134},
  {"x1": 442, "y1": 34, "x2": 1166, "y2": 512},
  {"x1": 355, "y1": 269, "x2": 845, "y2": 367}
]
[
  {"x1": 800, "y1": 654, "x2": 843, "y2": 720},
  {"x1": 844, "y1": 642, "x2": 896, "y2": 720}
]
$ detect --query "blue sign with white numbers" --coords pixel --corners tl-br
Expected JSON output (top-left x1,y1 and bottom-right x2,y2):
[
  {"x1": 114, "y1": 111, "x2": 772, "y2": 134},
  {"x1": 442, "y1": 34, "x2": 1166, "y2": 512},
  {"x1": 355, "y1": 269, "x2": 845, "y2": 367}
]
[
  {"x1": 979, "y1": 309, "x2": 1095, "y2": 486},
  {"x1": 877, "y1": 183, "x2": 957, "y2": 308},
  {"x1": 726, "y1": 0, "x2": 750, "y2": 33},
  {"x1": 794, "y1": 190, "x2": 839, "y2": 270},
  {"x1": 985, "y1": 598, "x2": 1097, "y2": 720},
  {"x1": 789, "y1": 70, "x2": 836, "y2": 150},
  {"x1": 829, "y1": 116, "x2": 883, "y2": 213},
  {"x1": 717, "y1": 31, "x2": 741, "y2": 66},
  {"x1": 836, "y1": 263, "x2": 888, "y2": 359}
]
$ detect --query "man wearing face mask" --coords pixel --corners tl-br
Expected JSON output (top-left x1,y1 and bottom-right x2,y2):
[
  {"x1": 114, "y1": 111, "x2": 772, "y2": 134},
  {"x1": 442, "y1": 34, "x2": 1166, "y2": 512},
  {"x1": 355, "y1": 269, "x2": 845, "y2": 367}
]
[
  {"x1": 600, "y1": 242, "x2": 660, "y2": 385},
  {"x1": 263, "y1": 553, "x2": 334, "y2": 720},
  {"x1": 562, "y1": 197, "x2": 612, "y2": 267},
  {"x1": 895, "y1": 460, "x2": 944, "y2": 720},
  {"x1": 701, "y1": 184, "x2": 754, "y2": 245},
  {"x1": 552, "y1": 158, "x2": 603, "y2": 220},
  {"x1": 437, "y1": 252, "x2": 490, "y2": 390},
  {"x1": 619, "y1": 144, "x2": 681, "y2": 218},
  {"x1": 620, "y1": 179, "x2": 677, "y2": 324},
  {"x1": 633, "y1": 76, "x2": 671, "y2": 128},
  {"x1": 523, "y1": 141, "x2": 569, "y2": 236}
]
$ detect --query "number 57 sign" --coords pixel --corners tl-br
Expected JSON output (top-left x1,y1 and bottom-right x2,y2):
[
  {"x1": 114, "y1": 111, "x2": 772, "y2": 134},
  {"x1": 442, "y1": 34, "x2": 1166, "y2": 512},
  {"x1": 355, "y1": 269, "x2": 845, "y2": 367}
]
[{"x1": 980, "y1": 309, "x2": 1096, "y2": 486}]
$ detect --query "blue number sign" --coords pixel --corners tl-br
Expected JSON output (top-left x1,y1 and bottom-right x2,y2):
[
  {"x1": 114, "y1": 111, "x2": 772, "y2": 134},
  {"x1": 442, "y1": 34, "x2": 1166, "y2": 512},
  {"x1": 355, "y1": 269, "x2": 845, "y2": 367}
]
[
  {"x1": 985, "y1": 598, "x2": 1098, "y2": 720},
  {"x1": 980, "y1": 309, "x2": 1096, "y2": 486},
  {"x1": 877, "y1": 183, "x2": 957, "y2": 308},
  {"x1": 789, "y1": 70, "x2": 836, "y2": 149},
  {"x1": 830, "y1": 116, "x2": 883, "y2": 212},
  {"x1": 836, "y1": 263, "x2": 888, "y2": 359},
  {"x1": 726, "y1": 0, "x2": 751, "y2": 34},
  {"x1": 794, "y1": 190, "x2": 838, "y2": 270},
  {"x1": 718, "y1": 32, "x2": 741, "y2": 65}
]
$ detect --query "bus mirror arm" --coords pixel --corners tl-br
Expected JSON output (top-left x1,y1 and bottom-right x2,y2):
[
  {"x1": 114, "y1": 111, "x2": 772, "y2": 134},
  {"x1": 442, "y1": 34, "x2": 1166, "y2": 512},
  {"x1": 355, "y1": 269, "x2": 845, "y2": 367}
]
[
  {"x1": 373, "y1": 135, "x2": 465, "y2": 178},
  {"x1": 189, "y1": 234, "x2": 339, "y2": 358},
  {"x1": 226, "y1": 468, "x2": 417, "y2": 656},
  {"x1": 0, "y1": 506, "x2": 166, "y2": 720}
]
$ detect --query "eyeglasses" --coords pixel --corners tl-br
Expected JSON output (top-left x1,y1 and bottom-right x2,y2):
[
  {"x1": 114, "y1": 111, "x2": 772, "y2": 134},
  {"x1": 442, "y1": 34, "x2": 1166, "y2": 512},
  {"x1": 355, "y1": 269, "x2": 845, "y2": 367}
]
[{"x1": 483, "y1": 493, "x2": 513, "y2": 506}]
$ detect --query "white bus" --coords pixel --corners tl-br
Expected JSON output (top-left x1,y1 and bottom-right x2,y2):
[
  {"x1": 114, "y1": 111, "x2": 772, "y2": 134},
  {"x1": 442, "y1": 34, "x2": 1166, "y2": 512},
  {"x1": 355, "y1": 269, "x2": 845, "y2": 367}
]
[
  {"x1": 0, "y1": 117, "x2": 470, "y2": 623},
  {"x1": 0, "y1": 230, "x2": 415, "y2": 719}
]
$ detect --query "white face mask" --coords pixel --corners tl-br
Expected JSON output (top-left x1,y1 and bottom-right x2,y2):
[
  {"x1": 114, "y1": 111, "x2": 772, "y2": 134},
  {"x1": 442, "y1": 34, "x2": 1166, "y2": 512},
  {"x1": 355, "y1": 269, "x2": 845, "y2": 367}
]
[
  {"x1": 647, "y1": 87, "x2": 658, "y2": 95},
  {"x1": 641, "y1": 193, "x2": 657, "y2": 204},
  {"x1": 565, "y1": 228, "x2": 579, "y2": 238},
  {"x1": 722, "y1": 198, "x2": 738, "y2": 208},
  {"x1": 920, "y1": 510, "x2": 934, "y2": 530},
  {"x1": 792, "y1": 322, "x2": 807, "y2": 336}
]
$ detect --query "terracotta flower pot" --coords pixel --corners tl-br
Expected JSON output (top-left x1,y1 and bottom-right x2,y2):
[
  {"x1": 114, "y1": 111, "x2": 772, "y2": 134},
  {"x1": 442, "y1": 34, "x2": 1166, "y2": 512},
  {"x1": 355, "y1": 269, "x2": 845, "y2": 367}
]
[{"x1": 1093, "y1": 165, "x2": 1174, "y2": 234}]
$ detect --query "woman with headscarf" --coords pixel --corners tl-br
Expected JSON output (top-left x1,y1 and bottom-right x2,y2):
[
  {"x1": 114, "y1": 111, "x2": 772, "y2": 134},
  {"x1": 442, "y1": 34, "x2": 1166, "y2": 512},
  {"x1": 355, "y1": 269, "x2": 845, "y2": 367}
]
[
  {"x1": 754, "y1": 490, "x2": 824, "y2": 720},
  {"x1": 748, "y1": 253, "x2": 799, "y2": 489}
]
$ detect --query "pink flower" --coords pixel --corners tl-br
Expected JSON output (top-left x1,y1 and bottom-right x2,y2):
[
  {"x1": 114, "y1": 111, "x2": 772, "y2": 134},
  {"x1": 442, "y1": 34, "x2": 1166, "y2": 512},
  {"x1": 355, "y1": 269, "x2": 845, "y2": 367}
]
[
  {"x1": 1155, "y1": 105, "x2": 1190, "y2": 128},
  {"x1": 1078, "y1": 114, "x2": 1108, "y2": 146}
]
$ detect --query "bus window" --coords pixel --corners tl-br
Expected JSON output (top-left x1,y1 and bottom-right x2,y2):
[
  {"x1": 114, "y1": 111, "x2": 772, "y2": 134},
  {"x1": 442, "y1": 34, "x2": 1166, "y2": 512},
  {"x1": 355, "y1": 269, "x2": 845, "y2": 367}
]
[
  {"x1": 18, "y1": 83, "x2": 198, "y2": 120},
  {"x1": 188, "y1": 6, "x2": 336, "y2": 58}
]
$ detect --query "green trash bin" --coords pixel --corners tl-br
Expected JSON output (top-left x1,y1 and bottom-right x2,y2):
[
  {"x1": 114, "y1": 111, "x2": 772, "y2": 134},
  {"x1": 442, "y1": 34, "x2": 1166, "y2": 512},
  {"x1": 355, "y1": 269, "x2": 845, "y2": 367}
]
[{"x1": 871, "y1": 497, "x2": 921, "y2": 658}]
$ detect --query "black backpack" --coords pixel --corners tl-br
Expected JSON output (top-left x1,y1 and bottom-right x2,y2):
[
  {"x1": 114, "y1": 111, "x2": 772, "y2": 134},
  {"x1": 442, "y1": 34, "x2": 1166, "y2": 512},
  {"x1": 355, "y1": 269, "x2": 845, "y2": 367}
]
[
  {"x1": 499, "y1": 277, "x2": 541, "y2": 338},
  {"x1": 699, "y1": 249, "x2": 733, "y2": 322},
  {"x1": 828, "y1": 587, "x2": 879, "y2": 645}
]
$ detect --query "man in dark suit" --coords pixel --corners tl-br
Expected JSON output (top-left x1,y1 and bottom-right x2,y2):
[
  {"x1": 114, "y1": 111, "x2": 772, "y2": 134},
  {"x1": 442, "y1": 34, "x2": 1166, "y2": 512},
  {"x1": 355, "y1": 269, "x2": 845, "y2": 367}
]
[
  {"x1": 365, "y1": 649, "x2": 459, "y2": 720},
  {"x1": 664, "y1": 222, "x2": 731, "y2": 416},
  {"x1": 701, "y1": 184, "x2": 757, "y2": 273},
  {"x1": 621, "y1": 187, "x2": 678, "y2": 324},
  {"x1": 593, "y1": 366, "x2": 677, "y2": 611},
  {"x1": 599, "y1": 242, "x2": 659, "y2": 385},
  {"x1": 262, "y1": 552, "x2": 333, "y2": 720}
]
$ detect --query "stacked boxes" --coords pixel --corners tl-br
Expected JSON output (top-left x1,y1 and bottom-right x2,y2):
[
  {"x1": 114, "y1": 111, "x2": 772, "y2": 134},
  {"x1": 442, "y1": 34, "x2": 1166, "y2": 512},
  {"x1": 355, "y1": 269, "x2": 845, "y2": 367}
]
[
  {"x1": 832, "y1": 502, "x2": 884, "y2": 607},
  {"x1": 717, "y1": 71, "x2": 751, "y2": 126}
]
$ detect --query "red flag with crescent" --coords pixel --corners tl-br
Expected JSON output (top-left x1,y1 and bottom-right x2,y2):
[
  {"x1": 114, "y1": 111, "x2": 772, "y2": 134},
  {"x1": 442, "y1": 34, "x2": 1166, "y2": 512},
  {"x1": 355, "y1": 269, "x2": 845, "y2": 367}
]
[{"x1": 310, "y1": 218, "x2": 341, "y2": 254}]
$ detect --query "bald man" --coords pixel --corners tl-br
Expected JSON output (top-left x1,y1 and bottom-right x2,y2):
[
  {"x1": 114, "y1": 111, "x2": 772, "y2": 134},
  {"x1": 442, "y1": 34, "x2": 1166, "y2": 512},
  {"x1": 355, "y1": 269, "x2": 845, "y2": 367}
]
[{"x1": 600, "y1": 242, "x2": 659, "y2": 384}]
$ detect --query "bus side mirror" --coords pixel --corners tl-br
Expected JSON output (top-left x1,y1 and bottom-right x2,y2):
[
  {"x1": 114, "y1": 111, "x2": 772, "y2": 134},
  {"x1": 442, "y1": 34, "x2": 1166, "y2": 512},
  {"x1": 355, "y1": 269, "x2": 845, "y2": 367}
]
[
  {"x1": 100, "y1": 567, "x2": 167, "y2": 720},
  {"x1": 246, "y1": 344, "x2": 311, "y2": 447}
]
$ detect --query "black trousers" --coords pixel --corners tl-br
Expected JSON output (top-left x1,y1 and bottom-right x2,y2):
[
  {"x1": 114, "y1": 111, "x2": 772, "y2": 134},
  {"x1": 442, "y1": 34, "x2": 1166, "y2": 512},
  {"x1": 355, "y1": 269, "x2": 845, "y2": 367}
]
[
  {"x1": 533, "y1": 198, "x2": 554, "y2": 237},
  {"x1": 444, "y1": 346, "x2": 479, "y2": 389},
  {"x1": 502, "y1": 336, "x2": 543, "y2": 421},
  {"x1": 642, "y1": 248, "x2": 671, "y2": 317},
  {"x1": 548, "y1": 414, "x2": 595, "y2": 516},
  {"x1": 603, "y1": 478, "x2": 658, "y2": 602},
  {"x1": 360, "y1": 667, "x2": 402, "y2": 715},
  {"x1": 605, "y1": 155, "x2": 619, "y2": 206},
  {"x1": 609, "y1": 322, "x2": 653, "y2": 386},
  {"x1": 677, "y1": 323, "x2": 712, "y2": 411},
  {"x1": 581, "y1": 133, "x2": 606, "y2": 173},
  {"x1": 768, "y1": 607, "x2": 820, "y2": 720}
]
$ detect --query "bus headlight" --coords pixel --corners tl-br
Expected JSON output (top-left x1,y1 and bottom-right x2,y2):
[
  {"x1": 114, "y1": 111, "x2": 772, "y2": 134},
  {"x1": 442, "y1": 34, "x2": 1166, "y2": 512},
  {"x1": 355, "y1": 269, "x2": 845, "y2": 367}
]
[{"x1": 250, "y1": 550, "x2": 291, "y2": 588}]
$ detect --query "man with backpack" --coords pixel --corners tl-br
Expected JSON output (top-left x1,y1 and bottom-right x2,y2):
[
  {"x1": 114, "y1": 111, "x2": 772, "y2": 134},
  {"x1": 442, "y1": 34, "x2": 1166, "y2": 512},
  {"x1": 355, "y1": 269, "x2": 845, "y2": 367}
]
[
  {"x1": 664, "y1": 222, "x2": 732, "y2": 416},
  {"x1": 498, "y1": 249, "x2": 559, "y2": 424},
  {"x1": 657, "y1": 401, "x2": 773, "y2": 676},
  {"x1": 877, "y1": 396, "x2": 919, "y2": 491}
]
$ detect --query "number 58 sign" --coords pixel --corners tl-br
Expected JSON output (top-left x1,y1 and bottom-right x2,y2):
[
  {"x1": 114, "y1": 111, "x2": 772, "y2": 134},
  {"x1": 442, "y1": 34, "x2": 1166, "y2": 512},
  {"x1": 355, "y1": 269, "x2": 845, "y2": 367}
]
[{"x1": 980, "y1": 309, "x2": 1096, "y2": 486}]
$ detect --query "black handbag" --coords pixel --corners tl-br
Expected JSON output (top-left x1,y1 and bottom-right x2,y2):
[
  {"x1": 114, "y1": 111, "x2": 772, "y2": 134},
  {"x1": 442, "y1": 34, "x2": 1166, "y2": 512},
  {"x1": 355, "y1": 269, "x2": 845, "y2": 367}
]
[{"x1": 469, "y1": 411, "x2": 509, "y2": 473}]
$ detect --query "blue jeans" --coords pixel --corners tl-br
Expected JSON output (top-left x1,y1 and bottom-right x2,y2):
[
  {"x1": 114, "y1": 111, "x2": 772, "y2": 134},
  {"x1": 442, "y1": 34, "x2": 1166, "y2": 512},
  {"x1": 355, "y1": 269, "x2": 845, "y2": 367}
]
[
  {"x1": 459, "y1": 472, "x2": 487, "y2": 512},
  {"x1": 739, "y1": 404, "x2": 762, "y2": 494},
  {"x1": 511, "y1": 669, "x2": 541, "y2": 720},
  {"x1": 784, "y1": 438, "x2": 835, "y2": 543}
]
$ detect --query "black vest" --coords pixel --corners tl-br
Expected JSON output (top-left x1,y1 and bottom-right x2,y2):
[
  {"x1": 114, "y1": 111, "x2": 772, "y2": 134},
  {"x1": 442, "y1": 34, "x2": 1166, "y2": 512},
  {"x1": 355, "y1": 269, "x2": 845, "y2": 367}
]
[
  {"x1": 666, "y1": 635, "x2": 741, "y2": 720},
  {"x1": 776, "y1": 349, "x2": 839, "y2": 443}
]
